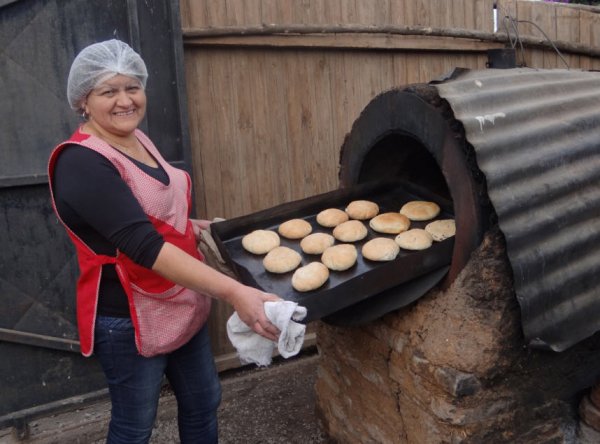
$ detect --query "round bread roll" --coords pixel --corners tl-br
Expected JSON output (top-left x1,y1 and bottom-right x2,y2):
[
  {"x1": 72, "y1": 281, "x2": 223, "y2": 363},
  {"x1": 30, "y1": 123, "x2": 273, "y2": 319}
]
[
  {"x1": 263, "y1": 246, "x2": 302, "y2": 273},
  {"x1": 399, "y1": 201, "x2": 440, "y2": 221},
  {"x1": 292, "y1": 262, "x2": 330, "y2": 292},
  {"x1": 300, "y1": 232, "x2": 335, "y2": 255},
  {"x1": 278, "y1": 218, "x2": 312, "y2": 239},
  {"x1": 369, "y1": 212, "x2": 411, "y2": 234},
  {"x1": 241, "y1": 229, "x2": 280, "y2": 254},
  {"x1": 345, "y1": 200, "x2": 379, "y2": 220},
  {"x1": 321, "y1": 244, "x2": 358, "y2": 271},
  {"x1": 395, "y1": 229, "x2": 433, "y2": 251},
  {"x1": 362, "y1": 237, "x2": 400, "y2": 261},
  {"x1": 425, "y1": 219, "x2": 456, "y2": 241},
  {"x1": 316, "y1": 208, "x2": 349, "y2": 227},
  {"x1": 332, "y1": 220, "x2": 368, "y2": 242}
]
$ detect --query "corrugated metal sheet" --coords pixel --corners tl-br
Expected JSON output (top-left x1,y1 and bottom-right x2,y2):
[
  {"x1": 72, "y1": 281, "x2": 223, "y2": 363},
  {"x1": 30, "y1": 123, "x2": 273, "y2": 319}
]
[{"x1": 435, "y1": 68, "x2": 600, "y2": 352}]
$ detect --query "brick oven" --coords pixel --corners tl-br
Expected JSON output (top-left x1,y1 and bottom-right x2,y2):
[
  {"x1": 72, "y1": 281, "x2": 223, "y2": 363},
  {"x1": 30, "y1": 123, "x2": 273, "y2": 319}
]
[{"x1": 314, "y1": 68, "x2": 600, "y2": 443}]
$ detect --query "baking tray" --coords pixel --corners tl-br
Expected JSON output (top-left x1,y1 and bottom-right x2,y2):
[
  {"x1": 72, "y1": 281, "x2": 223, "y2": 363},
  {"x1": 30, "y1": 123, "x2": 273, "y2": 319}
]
[{"x1": 211, "y1": 179, "x2": 455, "y2": 322}]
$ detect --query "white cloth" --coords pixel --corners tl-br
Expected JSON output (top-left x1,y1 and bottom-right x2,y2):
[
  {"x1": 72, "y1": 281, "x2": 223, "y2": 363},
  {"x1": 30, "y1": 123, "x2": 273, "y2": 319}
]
[{"x1": 226, "y1": 300, "x2": 308, "y2": 367}]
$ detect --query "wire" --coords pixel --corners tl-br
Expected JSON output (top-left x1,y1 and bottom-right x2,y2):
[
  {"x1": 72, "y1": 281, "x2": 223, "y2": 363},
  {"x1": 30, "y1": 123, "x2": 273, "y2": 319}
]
[
  {"x1": 517, "y1": 19, "x2": 570, "y2": 69},
  {"x1": 502, "y1": 14, "x2": 527, "y2": 66},
  {"x1": 495, "y1": 3, "x2": 570, "y2": 70}
]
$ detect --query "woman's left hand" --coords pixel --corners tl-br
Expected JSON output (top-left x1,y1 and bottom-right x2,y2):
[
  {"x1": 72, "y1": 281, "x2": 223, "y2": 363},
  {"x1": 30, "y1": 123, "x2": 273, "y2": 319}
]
[{"x1": 232, "y1": 285, "x2": 281, "y2": 342}]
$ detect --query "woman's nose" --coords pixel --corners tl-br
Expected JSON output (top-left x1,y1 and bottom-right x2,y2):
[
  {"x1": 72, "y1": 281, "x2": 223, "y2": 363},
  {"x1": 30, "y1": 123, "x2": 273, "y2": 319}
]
[{"x1": 115, "y1": 90, "x2": 134, "y2": 106}]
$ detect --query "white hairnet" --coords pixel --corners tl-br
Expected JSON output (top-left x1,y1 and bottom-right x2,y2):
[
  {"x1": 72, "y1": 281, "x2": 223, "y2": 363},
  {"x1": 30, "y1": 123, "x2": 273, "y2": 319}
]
[{"x1": 66, "y1": 39, "x2": 148, "y2": 111}]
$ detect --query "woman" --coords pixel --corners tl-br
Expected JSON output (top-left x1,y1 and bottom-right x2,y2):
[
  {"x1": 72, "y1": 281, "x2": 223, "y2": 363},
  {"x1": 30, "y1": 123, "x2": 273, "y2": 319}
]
[{"x1": 48, "y1": 39, "x2": 280, "y2": 443}]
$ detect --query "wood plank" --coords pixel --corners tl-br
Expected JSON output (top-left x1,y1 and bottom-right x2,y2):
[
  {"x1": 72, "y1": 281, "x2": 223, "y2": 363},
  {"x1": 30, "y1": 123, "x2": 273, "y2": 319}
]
[
  {"x1": 283, "y1": 52, "x2": 331, "y2": 200},
  {"x1": 306, "y1": 53, "x2": 339, "y2": 194},
  {"x1": 179, "y1": 0, "x2": 208, "y2": 28},
  {"x1": 203, "y1": 1, "x2": 228, "y2": 27},
  {"x1": 415, "y1": 0, "x2": 430, "y2": 26},
  {"x1": 579, "y1": 10, "x2": 600, "y2": 70},
  {"x1": 185, "y1": 51, "x2": 227, "y2": 219},
  {"x1": 389, "y1": 0, "x2": 406, "y2": 26},
  {"x1": 339, "y1": 0, "x2": 358, "y2": 23},
  {"x1": 514, "y1": 1, "x2": 543, "y2": 68},
  {"x1": 327, "y1": 52, "x2": 358, "y2": 173},
  {"x1": 556, "y1": 6, "x2": 580, "y2": 69},
  {"x1": 224, "y1": 0, "x2": 263, "y2": 26},
  {"x1": 452, "y1": 0, "x2": 467, "y2": 29},
  {"x1": 475, "y1": 0, "x2": 494, "y2": 33},
  {"x1": 260, "y1": 0, "x2": 294, "y2": 23},
  {"x1": 355, "y1": 0, "x2": 392, "y2": 25},
  {"x1": 184, "y1": 33, "x2": 505, "y2": 52}
]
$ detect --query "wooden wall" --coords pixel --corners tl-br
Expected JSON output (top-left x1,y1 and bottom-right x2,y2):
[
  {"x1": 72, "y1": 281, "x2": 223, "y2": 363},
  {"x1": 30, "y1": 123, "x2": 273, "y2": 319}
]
[{"x1": 178, "y1": 0, "x2": 600, "y2": 366}]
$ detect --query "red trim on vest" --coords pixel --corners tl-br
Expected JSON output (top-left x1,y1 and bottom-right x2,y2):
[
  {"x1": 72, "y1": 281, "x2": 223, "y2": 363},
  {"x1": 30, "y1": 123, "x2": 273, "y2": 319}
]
[{"x1": 48, "y1": 128, "x2": 210, "y2": 357}]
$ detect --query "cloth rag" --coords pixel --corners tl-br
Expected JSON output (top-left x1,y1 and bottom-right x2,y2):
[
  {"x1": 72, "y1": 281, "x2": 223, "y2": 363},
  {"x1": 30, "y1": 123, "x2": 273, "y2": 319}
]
[{"x1": 226, "y1": 300, "x2": 308, "y2": 367}]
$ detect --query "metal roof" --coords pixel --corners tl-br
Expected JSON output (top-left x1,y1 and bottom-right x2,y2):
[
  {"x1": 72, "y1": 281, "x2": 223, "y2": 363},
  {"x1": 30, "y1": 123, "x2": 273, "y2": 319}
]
[{"x1": 434, "y1": 68, "x2": 600, "y2": 352}]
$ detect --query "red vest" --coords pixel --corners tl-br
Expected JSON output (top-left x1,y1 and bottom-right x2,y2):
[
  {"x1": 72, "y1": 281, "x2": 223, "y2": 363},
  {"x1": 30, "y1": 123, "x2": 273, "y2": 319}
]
[{"x1": 48, "y1": 128, "x2": 211, "y2": 357}]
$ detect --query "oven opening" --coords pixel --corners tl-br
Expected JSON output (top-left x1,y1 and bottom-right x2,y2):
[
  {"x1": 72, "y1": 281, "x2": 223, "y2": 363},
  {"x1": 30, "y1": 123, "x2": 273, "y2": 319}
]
[{"x1": 357, "y1": 132, "x2": 451, "y2": 203}]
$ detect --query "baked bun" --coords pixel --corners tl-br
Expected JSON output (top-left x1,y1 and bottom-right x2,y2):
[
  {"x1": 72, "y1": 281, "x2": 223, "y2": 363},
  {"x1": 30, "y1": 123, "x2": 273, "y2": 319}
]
[
  {"x1": 369, "y1": 212, "x2": 411, "y2": 234},
  {"x1": 321, "y1": 244, "x2": 358, "y2": 271},
  {"x1": 425, "y1": 219, "x2": 456, "y2": 241},
  {"x1": 263, "y1": 246, "x2": 302, "y2": 273},
  {"x1": 241, "y1": 229, "x2": 280, "y2": 254},
  {"x1": 332, "y1": 220, "x2": 368, "y2": 242},
  {"x1": 292, "y1": 262, "x2": 330, "y2": 292},
  {"x1": 300, "y1": 232, "x2": 335, "y2": 255},
  {"x1": 395, "y1": 229, "x2": 433, "y2": 251},
  {"x1": 345, "y1": 200, "x2": 379, "y2": 220},
  {"x1": 278, "y1": 218, "x2": 312, "y2": 239},
  {"x1": 316, "y1": 208, "x2": 349, "y2": 227},
  {"x1": 399, "y1": 201, "x2": 440, "y2": 221},
  {"x1": 362, "y1": 237, "x2": 400, "y2": 261}
]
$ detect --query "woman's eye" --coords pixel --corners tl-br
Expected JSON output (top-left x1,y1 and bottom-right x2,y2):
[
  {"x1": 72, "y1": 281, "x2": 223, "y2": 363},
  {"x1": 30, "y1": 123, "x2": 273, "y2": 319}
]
[
  {"x1": 126, "y1": 86, "x2": 140, "y2": 92},
  {"x1": 101, "y1": 89, "x2": 115, "y2": 96}
]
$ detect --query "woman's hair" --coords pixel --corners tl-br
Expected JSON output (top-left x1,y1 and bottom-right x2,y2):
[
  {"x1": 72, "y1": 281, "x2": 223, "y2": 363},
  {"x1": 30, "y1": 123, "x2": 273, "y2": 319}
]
[{"x1": 66, "y1": 39, "x2": 148, "y2": 112}]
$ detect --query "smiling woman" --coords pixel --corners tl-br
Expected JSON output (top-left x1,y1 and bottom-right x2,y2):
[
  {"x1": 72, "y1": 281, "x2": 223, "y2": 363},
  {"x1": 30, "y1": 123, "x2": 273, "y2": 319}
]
[
  {"x1": 46, "y1": 39, "x2": 282, "y2": 444},
  {"x1": 83, "y1": 76, "x2": 154, "y2": 165}
]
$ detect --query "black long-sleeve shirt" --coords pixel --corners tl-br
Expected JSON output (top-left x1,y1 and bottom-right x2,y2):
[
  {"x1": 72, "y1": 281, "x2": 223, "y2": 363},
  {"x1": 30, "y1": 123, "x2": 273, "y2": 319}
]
[{"x1": 52, "y1": 144, "x2": 167, "y2": 317}]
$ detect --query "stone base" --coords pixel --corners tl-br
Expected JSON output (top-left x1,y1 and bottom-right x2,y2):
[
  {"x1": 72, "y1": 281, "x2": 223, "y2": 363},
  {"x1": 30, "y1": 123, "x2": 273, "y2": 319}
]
[{"x1": 315, "y1": 228, "x2": 600, "y2": 444}]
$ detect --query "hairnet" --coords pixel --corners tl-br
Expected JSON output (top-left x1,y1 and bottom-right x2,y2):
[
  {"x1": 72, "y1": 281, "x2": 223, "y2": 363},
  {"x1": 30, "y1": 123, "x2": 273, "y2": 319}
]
[{"x1": 66, "y1": 39, "x2": 148, "y2": 111}]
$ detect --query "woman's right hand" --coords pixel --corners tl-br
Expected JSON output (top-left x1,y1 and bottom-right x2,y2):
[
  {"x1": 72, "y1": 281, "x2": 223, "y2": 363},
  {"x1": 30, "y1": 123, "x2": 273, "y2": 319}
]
[{"x1": 231, "y1": 285, "x2": 281, "y2": 342}]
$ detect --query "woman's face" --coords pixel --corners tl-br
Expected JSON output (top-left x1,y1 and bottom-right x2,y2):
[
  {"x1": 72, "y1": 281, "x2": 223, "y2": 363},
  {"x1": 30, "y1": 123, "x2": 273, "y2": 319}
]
[{"x1": 84, "y1": 74, "x2": 146, "y2": 138}]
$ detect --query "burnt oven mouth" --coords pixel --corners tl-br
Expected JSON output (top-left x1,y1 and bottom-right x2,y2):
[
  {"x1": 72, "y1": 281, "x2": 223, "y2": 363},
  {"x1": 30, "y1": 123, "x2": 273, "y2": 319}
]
[{"x1": 357, "y1": 131, "x2": 451, "y2": 202}]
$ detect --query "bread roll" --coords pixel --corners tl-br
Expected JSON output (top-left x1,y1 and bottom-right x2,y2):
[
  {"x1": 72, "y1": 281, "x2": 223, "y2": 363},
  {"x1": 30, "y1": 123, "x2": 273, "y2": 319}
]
[
  {"x1": 345, "y1": 200, "x2": 379, "y2": 220},
  {"x1": 263, "y1": 246, "x2": 302, "y2": 273},
  {"x1": 241, "y1": 229, "x2": 280, "y2": 254},
  {"x1": 425, "y1": 219, "x2": 456, "y2": 241},
  {"x1": 362, "y1": 237, "x2": 400, "y2": 261},
  {"x1": 369, "y1": 212, "x2": 410, "y2": 234},
  {"x1": 300, "y1": 232, "x2": 335, "y2": 255},
  {"x1": 321, "y1": 244, "x2": 358, "y2": 271},
  {"x1": 332, "y1": 220, "x2": 368, "y2": 242},
  {"x1": 292, "y1": 262, "x2": 329, "y2": 292},
  {"x1": 399, "y1": 201, "x2": 440, "y2": 221},
  {"x1": 316, "y1": 208, "x2": 349, "y2": 227},
  {"x1": 278, "y1": 218, "x2": 312, "y2": 239},
  {"x1": 395, "y1": 229, "x2": 433, "y2": 251}
]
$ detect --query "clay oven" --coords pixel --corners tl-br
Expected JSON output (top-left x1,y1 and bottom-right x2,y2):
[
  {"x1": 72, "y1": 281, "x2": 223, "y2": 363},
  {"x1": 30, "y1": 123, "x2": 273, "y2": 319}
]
[{"x1": 314, "y1": 68, "x2": 600, "y2": 443}]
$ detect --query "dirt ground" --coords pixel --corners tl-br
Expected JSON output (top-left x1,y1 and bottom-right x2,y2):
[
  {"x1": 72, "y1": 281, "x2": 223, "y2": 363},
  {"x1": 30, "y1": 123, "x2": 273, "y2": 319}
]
[{"x1": 0, "y1": 349, "x2": 329, "y2": 444}]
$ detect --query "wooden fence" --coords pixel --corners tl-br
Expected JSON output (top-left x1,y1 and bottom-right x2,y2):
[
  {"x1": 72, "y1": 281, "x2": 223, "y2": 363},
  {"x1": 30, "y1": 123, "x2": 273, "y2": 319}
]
[{"x1": 178, "y1": 0, "x2": 600, "y2": 367}]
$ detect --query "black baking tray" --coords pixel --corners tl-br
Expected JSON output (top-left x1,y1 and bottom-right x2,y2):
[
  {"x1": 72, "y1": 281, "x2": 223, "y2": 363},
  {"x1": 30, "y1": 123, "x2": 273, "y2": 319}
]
[{"x1": 211, "y1": 179, "x2": 454, "y2": 322}]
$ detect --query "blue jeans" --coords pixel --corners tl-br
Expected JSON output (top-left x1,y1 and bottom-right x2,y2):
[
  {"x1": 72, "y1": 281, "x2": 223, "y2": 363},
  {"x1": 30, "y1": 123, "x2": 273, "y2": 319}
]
[{"x1": 94, "y1": 316, "x2": 222, "y2": 444}]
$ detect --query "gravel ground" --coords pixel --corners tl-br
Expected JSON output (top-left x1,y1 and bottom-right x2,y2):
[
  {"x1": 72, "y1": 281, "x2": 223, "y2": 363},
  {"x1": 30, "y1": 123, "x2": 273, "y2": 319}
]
[
  {"x1": 0, "y1": 349, "x2": 328, "y2": 443},
  {"x1": 216, "y1": 351, "x2": 328, "y2": 444},
  {"x1": 147, "y1": 349, "x2": 329, "y2": 444}
]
